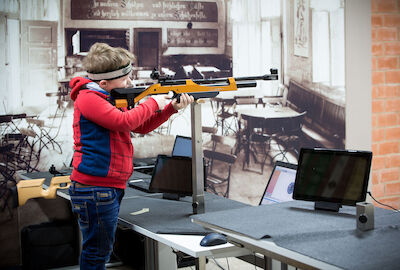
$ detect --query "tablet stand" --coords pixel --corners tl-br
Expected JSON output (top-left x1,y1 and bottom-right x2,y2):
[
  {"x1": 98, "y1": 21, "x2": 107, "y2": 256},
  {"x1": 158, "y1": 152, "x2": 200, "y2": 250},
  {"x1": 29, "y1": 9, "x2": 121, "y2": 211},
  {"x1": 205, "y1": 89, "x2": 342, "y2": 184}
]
[
  {"x1": 162, "y1": 193, "x2": 182, "y2": 201},
  {"x1": 314, "y1": 201, "x2": 342, "y2": 212}
]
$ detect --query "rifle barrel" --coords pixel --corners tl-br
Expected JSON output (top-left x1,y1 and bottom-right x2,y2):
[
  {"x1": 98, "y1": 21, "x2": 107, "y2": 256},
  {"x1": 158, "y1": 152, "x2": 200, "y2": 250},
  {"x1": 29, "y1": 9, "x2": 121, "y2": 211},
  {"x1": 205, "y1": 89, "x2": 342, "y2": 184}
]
[
  {"x1": 235, "y1": 74, "x2": 278, "y2": 81},
  {"x1": 161, "y1": 74, "x2": 277, "y2": 86},
  {"x1": 237, "y1": 81, "x2": 257, "y2": 88},
  {"x1": 161, "y1": 79, "x2": 257, "y2": 88}
]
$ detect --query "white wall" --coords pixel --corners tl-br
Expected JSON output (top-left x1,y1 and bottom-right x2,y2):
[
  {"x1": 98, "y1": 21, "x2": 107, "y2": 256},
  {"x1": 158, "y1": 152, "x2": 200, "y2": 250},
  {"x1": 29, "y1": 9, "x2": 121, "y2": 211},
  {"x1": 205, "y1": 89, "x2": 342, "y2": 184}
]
[
  {"x1": 344, "y1": 0, "x2": 372, "y2": 151},
  {"x1": 7, "y1": 19, "x2": 21, "y2": 114}
]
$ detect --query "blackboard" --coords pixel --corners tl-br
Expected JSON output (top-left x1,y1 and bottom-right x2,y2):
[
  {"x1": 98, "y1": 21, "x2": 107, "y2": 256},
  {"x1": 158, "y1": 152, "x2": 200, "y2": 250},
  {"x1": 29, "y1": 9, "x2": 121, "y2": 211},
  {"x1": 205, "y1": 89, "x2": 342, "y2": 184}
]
[
  {"x1": 71, "y1": 0, "x2": 218, "y2": 22},
  {"x1": 167, "y1": 28, "x2": 218, "y2": 47}
]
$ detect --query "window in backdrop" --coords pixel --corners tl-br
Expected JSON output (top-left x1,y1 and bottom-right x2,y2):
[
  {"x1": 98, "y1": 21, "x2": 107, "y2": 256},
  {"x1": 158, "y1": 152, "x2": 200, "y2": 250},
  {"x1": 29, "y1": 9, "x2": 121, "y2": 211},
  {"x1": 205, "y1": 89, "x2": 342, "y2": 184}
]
[{"x1": 311, "y1": 0, "x2": 345, "y2": 89}]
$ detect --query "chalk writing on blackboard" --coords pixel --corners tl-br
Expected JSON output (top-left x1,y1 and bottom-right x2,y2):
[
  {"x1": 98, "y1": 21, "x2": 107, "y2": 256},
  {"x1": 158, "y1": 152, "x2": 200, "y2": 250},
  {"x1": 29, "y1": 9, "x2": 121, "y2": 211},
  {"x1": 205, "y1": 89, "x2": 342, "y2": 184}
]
[
  {"x1": 71, "y1": 0, "x2": 218, "y2": 22},
  {"x1": 167, "y1": 28, "x2": 218, "y2": 47}
]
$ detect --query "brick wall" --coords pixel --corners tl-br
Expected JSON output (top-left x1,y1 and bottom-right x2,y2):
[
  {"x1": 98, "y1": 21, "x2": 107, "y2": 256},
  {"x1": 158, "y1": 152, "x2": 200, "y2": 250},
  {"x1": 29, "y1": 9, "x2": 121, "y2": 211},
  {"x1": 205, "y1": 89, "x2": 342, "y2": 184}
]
[{"x1": 371, "y1": 0, "x2": 400, "y2": 209}]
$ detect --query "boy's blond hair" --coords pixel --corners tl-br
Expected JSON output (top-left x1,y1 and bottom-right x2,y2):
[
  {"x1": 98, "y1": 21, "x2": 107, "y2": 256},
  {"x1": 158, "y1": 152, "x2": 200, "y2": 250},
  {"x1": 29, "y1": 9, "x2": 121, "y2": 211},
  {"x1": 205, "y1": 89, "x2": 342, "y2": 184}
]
[{"x1": 83, "y1": 42, "x2": 135, "y2": 74}]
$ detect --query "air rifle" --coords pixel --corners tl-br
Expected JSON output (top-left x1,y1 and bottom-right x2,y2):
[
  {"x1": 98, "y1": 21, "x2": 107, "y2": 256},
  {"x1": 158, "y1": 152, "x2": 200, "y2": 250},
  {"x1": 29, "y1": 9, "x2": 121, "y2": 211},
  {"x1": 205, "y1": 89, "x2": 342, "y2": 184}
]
[
  {"x1": 7, "y1": 166, "x2": 71, "y2": 208},
  {"x1": 9, "y1": 176, "x2": 71, "y2": 207},
  {"x1": 110, "y1": 68, "x2": 279, "y2": 109}
]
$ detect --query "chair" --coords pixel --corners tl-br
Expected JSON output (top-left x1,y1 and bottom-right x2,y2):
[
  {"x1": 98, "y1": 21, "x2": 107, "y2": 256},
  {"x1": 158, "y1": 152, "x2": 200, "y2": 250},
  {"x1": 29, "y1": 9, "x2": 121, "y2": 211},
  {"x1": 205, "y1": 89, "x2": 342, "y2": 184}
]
[
  {"x1": 261, "y1": 84, "x2": 288, "y2": 107},
  {"x1": 232, "y1": 96, "x2": 261, "y2": 149},
  {"x1": 209, "y1": 134, "x2": 237, "y2": 155},
  {"x1": 261, "y1": 96, "x2": 284, "y2": 107},
  {"x1": 241, "y1": 115, "x2": 284, "y2": 174},
  {"x1": 203, "y1": 149, "x2": 237, "y2": 198},
  {"x1": 0, "y1": 115, "x2": 13, "y2": 135},
  {"x1": 0, "y1": 144, "x2": 17, "y2": 181},
  {"x1": 202, "y1": 126, "x2": 218, "y2": 134},
  {"x1": 152, "y1": 119, "x2": 172, "y2": 135},
  {"x1": 17, "y1": 128, "x2": 42, "y2": 171},
  {"x1": 234, "y1": 95, "x2": 259, "y2": 107},
  {"x1": 2, "y1": 131, "x2": 40, "y2": 173},
  {"x1": 210, "y1": 97, "x2": 237, "y2": 135},
  {"x1": 26, "y1": 116, "x2": 63, "y2": 155},
  {"x1": 274, "y1": 111, "x2": 307, "y2": 160},
  {"x1": 202, "y1": 126, "x2": 217, "y2": 149}
]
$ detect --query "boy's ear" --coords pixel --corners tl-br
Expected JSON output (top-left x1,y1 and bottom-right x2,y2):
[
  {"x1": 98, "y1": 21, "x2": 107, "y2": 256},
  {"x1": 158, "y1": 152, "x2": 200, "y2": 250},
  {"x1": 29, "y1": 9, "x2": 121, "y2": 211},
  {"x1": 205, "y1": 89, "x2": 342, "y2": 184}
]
[{"x1": 98, "y1": 80, "x2": 108, "y2": 89}]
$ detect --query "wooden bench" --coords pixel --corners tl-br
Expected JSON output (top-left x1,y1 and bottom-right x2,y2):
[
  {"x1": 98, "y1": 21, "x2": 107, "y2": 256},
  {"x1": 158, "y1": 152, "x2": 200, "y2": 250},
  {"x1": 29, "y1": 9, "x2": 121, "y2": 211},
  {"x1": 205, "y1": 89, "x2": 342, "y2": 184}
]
[{"x1": 286, "y1": 80, "x2": 345, "y2": 148}]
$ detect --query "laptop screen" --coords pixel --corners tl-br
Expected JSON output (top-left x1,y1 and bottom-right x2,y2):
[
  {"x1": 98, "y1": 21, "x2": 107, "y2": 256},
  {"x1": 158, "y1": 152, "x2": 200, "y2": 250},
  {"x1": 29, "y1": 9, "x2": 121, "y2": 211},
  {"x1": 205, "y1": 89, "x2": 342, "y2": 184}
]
[
  {"x1": 172, "y1": 135, "x2": 192, "y2": 157},
  {"x1": 149, "y1": 155, "x2": 192, "y2": 196},
  {"x1": 259, "y1": 161, "x2": 298, "y2": 205}
]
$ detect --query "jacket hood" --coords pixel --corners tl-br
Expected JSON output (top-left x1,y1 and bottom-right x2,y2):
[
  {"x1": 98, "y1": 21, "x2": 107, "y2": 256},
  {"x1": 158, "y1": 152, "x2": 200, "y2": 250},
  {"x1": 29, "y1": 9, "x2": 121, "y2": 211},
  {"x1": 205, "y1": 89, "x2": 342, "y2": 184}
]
[
  {"x1": 70, "y1": 77, "x2": 111, "y2": 101},
  {"x1": 70, "y1": 77, "x2": 92, "y2": 101}
]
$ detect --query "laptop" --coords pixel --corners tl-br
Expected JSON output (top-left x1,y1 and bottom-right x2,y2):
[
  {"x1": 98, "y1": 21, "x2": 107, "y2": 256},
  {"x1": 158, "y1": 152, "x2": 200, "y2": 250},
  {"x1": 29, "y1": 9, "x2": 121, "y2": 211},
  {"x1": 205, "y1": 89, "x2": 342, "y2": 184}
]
[
  {"x1": 129, "y1": 135, "x2": 192, "y2": 192},
  {"x1": 171, "y1": 135, "x2": 192, "y2": 157},
  {"x1": 259, "y1": 161, "x2": 298, "y2": 205},
  {"x1": 148, "y1": 155, "x2": 192, "y2": 197}
]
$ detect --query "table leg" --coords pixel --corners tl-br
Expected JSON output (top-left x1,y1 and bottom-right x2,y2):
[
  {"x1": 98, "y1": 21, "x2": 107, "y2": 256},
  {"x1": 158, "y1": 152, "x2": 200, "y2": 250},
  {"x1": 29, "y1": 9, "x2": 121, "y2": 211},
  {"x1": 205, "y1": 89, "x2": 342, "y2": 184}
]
[
  {"x1": 157, "y1": 242, "x2": 178, "y2": 270},
  {"x1": 144, "y1": 237, "x2": 157, "y2": 270},
  {"x1": 265, "y1": 256, "x2": 272, "y2": 270},
  {"x1": 195, "y1": 256, "x2": 206, "y2": 270},
  {"x1": 143, "y1": 239, "x2": 179, "y2": 270},
  {"x1": 280, "y1": 262, "x2": 288, "y2": 270}
]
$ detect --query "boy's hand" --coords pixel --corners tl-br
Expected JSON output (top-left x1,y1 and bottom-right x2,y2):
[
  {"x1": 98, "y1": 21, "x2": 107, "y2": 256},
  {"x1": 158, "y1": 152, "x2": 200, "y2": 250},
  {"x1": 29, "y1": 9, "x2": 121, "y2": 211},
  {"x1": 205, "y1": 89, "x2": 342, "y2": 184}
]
[
  {"x1": 172, "y1": 93, "x2": 195, "y2": 111},
  {"x1": 151, "y1": 94, "x2": 171, "y2": 110}
]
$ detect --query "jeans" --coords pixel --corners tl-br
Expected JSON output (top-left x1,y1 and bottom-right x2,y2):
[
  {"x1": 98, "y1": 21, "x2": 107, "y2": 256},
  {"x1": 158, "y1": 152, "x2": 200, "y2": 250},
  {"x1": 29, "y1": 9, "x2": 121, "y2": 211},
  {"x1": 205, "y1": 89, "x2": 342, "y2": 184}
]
[{"x1": 69, "y1": 182, "x2": 124, "y2": 270}]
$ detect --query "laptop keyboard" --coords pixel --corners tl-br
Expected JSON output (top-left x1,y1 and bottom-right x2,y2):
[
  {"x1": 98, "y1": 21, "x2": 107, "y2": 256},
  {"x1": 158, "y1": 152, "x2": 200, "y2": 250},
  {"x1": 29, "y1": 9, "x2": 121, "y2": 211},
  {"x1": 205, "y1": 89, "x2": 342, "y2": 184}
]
[{"x1": 128, "y1": 171, "x2": 152, "y2": 192}]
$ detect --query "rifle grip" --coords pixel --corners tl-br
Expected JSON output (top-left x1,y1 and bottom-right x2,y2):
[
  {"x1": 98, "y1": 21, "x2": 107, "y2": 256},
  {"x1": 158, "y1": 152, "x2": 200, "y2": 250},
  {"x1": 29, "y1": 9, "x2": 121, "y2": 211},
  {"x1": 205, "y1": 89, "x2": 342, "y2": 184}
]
[
  {"x1": 173, "y1": 93, "x2": 182, "y2": 103},
  {"x1": 174, "y1": 94, "x2": 204, "y2": 103}
]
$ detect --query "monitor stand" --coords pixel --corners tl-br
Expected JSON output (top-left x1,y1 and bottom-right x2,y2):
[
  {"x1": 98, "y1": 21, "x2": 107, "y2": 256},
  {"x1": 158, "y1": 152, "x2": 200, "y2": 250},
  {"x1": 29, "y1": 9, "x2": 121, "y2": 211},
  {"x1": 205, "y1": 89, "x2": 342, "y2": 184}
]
[
  {"x1": 314, "y1": 201, "x2": 342, "y2": 212},
  {"x1": 162, "y1": 193, "x2": 181, "y2": 201}
]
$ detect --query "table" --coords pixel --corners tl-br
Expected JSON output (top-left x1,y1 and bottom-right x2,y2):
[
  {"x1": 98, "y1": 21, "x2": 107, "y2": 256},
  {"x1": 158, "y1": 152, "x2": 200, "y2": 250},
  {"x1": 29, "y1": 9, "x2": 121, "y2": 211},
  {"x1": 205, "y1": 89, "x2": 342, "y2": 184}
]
[
  {"x1": 236, "y1": 106, "x2": 301, "y2": 173},
  {"x1": 192, "y1": 200, "x2": 400, "y2": 270},
  {"x1": 118, "y1": 194, "x2": 250, "y2": 269},
  {"x1": 20, "y1": 171, "x2": 251, "y2": 270},
  {"x1": 237, "y1": 106, "x2": 300, "y2": 119}
]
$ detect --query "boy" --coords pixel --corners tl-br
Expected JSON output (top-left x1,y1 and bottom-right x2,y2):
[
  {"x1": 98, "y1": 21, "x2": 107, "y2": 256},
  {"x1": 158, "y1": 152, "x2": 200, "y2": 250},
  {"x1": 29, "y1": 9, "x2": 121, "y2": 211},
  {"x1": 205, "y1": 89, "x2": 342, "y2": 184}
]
[{"x1": 68, "y1": 42, "x2": 194, "y2": 269}]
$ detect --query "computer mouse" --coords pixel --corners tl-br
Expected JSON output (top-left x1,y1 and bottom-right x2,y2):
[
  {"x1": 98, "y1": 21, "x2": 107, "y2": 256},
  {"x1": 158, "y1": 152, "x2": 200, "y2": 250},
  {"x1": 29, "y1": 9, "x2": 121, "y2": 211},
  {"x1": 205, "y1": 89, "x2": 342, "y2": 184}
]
[{"x1": 200, "y1": 232, "x2": 228, "y2": 247}]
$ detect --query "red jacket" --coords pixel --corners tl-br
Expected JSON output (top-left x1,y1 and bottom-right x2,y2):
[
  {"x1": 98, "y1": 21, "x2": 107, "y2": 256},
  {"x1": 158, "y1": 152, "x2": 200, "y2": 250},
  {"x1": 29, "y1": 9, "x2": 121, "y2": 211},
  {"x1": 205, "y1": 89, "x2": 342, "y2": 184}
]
[{"x1": 69, "y1": 77, "x2": 177, "y2": 189}]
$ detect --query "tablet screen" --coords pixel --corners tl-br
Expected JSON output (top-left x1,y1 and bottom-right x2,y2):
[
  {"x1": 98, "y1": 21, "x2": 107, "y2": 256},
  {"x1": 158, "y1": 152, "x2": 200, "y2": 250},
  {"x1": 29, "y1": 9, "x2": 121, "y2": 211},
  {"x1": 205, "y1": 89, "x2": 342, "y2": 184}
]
[{"x1": 293, "y1": 148, "x2": 372, "y2": 206}]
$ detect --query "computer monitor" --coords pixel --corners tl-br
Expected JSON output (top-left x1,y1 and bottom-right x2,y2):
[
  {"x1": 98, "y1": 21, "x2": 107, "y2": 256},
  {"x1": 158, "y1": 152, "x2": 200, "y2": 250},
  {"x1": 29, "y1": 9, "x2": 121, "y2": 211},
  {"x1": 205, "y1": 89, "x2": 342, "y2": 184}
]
[
  {"x1": 149, "y1": 155, "x2": 192, "y2": 198},
  {"x1": 259, "y1": 161, "x2": 297, "y2": 205},
  {"x1": 172, "y1": 135, "x2": 192, "y2": 157},
  {"x1": 293, "y1": 148, "x2": 372, "y2": 211}
]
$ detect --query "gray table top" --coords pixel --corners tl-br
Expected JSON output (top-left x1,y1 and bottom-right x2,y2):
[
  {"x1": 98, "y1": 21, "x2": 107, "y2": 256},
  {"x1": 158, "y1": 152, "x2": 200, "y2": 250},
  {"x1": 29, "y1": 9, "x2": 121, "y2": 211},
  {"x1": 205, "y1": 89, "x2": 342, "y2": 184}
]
[{"x1": 192, "y1": 200, "x2": 400, "y2": 270}]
